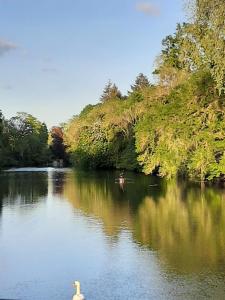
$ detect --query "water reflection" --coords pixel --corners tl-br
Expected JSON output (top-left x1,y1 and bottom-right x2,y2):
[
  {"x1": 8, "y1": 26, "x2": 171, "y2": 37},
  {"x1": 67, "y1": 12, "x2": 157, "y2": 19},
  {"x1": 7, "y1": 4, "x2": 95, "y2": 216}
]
[
  {"x1": 63, "y1": 170, "x2": 165, "y2": 237},
  {"x1": 135, "y1": 181, "x2": 225, "y2": 274},
  {"x1": 0, "y1": 169, "x2": 225, "y2": 299},
  {"x1": 0, "y1": 172, "x2": 48, "y2": 206},
  {"x1": 51, "y1": 171, "x2": 65, "y2": 195},
  {"x1": 63, "y1": 171, "x2": 225, "y2": 274}
]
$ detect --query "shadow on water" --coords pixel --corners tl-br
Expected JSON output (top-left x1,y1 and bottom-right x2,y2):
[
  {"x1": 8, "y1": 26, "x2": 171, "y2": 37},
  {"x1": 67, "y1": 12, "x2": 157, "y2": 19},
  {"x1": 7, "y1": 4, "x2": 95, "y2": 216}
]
[{"x1": 63, "y1": 170, "x2": 225, "y2": 275}]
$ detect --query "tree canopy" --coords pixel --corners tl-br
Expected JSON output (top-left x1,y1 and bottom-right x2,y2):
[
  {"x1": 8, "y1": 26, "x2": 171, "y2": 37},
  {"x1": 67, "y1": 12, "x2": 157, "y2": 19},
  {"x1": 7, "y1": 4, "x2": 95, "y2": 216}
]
[
  {"x1": 0, "y1": 112, "x2": 50, "y2": 168},
  {"x1": 63, "y1": 0, "x2": 225, "y2": 181},
  {"x1": 100, "y1": 80, "x2": 122, "y2": 102},
  {"x1": 1, "y1": 0, "x2": 225, "y2": 181}
]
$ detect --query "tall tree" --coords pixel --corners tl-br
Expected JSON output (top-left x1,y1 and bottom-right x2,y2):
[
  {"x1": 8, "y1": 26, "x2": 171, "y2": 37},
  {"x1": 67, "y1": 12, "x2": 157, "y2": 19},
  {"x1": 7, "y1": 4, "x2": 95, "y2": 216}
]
[
  {"x1": 183, "y1": 0, "x2": 225, "y2": 93},
  {"x1": 49, "y1": 126, "x2": 66, "y2": 160},
  {"x1": 100, "y1": 80, "x2": 122, "y2": 102},
  {"x1": 130, "y1": 73, "x2": 151, "y2": 93}
]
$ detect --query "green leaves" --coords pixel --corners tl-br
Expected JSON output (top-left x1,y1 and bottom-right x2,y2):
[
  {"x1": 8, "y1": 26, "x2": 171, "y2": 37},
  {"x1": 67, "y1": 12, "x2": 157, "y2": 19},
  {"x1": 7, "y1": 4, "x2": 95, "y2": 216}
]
[
  {"x1": 184, "y1": 0, "x2": 225, "y2": 93},
  {"x1": 135, "y1": 70, "x2": 225, "y2": 180},
  {"x1": 129, "y1": 73, "x2": 151, "y2": 93},
  {"x1": 0, "y1": 112, "x2": 49, "y2": 168},
  {"x1": 100, "y1": 80, "x2": 122, "y2": 102},
  {"x1": 64, "y1": 0, "x2": 225, "y2": 180}
]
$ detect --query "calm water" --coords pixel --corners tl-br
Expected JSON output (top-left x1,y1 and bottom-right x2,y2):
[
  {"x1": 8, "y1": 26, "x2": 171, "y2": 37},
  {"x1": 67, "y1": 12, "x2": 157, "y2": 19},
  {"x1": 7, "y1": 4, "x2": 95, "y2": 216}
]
[{"x1": 0, "y1": 169, "x2": 225, "y2": 299}]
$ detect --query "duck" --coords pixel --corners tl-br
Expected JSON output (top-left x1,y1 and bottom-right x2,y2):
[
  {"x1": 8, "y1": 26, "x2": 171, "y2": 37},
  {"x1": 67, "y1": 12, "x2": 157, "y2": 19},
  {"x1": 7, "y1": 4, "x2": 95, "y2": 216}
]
[{"x1": 72, "y1": 281, "x2": 85, "y2": 300}]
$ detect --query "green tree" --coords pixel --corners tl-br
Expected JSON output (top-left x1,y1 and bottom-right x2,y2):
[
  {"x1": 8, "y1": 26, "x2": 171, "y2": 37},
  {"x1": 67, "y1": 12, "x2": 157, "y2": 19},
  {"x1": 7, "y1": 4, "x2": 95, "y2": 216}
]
[
  {"x1": 63, "y1": 0, "x2": 225, "y2": 180},
  {"x1": 130, "y1": 73, "x2": 151, "y2": 92},
  {"x1": 183, "y1": 0, "x2": 225, "y2": 93},
  {"x1": 0, "y1": 111, "x2": 4, "y2": 168},
  {"x1": 6, "y1": 112, "x2": 49, "y2": 166},
  {"x1": 100, "y1": 80, "x2": 122, "y2": 102}
]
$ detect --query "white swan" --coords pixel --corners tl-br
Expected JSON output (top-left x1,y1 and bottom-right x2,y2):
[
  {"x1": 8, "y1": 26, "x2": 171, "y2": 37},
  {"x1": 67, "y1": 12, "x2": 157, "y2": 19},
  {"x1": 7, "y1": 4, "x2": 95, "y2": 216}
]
[{"x1": 72, "y1": 281, "x2": 85, "y2": 300}]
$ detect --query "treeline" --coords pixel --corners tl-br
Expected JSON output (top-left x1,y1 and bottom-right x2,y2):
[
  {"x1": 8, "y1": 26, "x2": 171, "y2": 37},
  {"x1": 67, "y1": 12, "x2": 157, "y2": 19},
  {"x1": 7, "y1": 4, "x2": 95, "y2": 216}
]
[
  {"x1": 64, "y1": 0, "x2": 225, "y2": 181},
  {"x1": 0, "y1": 112, "x2": 67, "y2": 168}
]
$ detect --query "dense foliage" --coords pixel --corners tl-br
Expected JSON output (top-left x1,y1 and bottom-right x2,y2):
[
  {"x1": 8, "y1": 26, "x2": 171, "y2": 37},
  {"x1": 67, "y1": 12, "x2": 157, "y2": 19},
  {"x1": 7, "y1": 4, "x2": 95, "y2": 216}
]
[
  {"x1": 0, "y1": 112, "x2": 50, "y2": 168},
  {"x1": 49, "y1": 127, "x2": 66, "y2": 160},
  {"x1": 64, "y1": 0, "x2": 225, "y2": 181},
  {"x1": 1, "y1": 0, "x2": 224, "y2": 180}
]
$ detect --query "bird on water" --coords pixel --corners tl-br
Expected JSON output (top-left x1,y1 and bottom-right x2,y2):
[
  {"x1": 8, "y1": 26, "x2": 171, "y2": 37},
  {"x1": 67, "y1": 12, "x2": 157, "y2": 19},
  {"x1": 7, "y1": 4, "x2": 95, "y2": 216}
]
[{"x1": 72, "y1": 281, "x2": 85, "y2": 300}]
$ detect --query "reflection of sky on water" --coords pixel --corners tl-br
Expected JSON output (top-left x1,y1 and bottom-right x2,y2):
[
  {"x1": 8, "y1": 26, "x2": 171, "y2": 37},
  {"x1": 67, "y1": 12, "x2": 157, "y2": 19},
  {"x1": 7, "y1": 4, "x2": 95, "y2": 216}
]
[{"x1": 0, "y1": 169, "x2": 225, "y2": 299}]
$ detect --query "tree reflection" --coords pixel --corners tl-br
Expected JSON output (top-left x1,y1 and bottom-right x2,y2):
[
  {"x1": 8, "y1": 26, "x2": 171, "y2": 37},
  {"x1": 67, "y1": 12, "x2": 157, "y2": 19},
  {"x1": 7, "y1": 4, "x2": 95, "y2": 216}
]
[
  {"x1": 51, "y1": 171, "x2": 65, "y2": 195},
  {"x1": 0, "y1": 172, "x2": 48, "y2": 207},
  {"x1": 63, "y1": 171, "x2": 225, "y2": 274},
  {"x1": 63, "y1": 170, "x2": 164, "y2": 236},
  {"x1": 133, "y1": 181, "x2": 225, "y2": 274}
]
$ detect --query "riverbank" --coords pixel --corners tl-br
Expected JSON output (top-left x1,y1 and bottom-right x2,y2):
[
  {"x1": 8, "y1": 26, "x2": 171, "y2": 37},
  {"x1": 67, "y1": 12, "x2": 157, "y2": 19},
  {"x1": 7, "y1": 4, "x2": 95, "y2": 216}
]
[{"x1": 63, "y1": 68, "x2": 225, "y2": 182}]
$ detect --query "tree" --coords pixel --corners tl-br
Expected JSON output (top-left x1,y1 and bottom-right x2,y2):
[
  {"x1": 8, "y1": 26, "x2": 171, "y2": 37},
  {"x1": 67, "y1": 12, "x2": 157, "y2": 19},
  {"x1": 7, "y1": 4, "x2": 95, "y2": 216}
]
[
  {"x1": 153, "y1": 23, "x2": 194, "y2": 90},
  {"x1": 100, "y1": 80, "x2": 122, "y2": 102},
  {"x1": 80, "y1": 104, "x2": 95, "y2": 117},
  {"x1": 183, "y1": 0, "x2": 225, "y2": 93},
  {"x1": 130, "y1": 73, "x2": 151, "y2": 93},
  {"x1": 49, "y1": 126, "x2": 66, "y2": 160},
  {"x1": 58, "y1": 0, "x2": 225, "y2": 180},
  {"x1": 0, "y1": 111, "x2": 4, "y2": 168},
  {"x1": 0, "y1": 110, "x2": 3, "y2": 135},
  {"x1": 6, "y1": 112, "x2": 49, "y2": 166}
]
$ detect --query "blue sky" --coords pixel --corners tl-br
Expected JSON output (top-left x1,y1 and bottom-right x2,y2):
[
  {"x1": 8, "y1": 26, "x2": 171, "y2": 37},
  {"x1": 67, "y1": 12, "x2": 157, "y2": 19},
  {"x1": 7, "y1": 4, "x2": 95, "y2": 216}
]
[{"x1": 0, "y1": 0, "x2": 185, "y2": 127}]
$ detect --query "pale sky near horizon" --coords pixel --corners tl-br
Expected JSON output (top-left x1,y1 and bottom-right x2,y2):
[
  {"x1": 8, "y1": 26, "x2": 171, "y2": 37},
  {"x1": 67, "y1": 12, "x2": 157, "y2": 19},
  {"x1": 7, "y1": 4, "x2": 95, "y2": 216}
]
[{"x1": 0, "y1": 0, "x2": 185, "y2": 127}]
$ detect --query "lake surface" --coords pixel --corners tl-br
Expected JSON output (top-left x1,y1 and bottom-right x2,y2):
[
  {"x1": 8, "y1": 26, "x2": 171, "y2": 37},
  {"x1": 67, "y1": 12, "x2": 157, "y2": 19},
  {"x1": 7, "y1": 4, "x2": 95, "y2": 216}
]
[{"x1": 0, "y1": 169, "x2": 225, "y2": 299}]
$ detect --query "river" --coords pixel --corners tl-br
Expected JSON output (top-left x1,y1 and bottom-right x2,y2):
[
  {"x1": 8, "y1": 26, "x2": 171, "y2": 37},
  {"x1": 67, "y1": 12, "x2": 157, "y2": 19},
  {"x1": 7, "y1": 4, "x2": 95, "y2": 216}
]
[{"x1": 0, "y1": 169, "x2": 225, "y2": 299}]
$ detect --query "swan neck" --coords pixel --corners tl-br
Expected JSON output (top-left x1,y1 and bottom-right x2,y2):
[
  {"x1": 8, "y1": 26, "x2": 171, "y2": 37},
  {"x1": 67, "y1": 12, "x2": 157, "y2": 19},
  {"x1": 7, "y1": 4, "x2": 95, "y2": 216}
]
[{"x1": 76, "y1": 282, "x2": 81, "y2": 295}]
